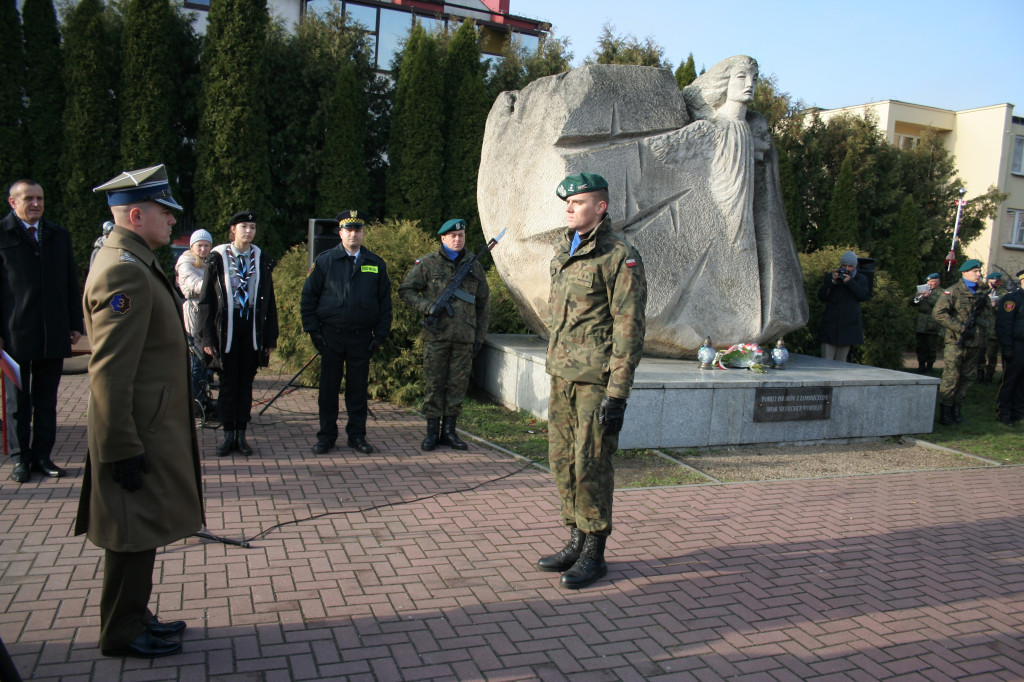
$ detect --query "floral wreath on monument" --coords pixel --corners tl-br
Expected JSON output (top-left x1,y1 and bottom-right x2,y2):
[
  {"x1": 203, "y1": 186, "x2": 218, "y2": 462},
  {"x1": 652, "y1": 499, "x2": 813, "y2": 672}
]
[{"x1": 714, "y1": 343, "x2": 767, "y2": 373}]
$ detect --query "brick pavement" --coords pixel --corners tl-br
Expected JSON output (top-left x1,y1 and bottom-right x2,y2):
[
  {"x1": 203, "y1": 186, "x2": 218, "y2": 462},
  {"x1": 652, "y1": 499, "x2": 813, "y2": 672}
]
[{"x1": 1, "y1": 371, "x2": 1024, "y2": 681}]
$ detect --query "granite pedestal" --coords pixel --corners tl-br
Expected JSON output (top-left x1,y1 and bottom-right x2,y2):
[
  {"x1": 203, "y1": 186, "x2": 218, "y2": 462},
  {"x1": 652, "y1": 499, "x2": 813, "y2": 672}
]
[{"x1": 473, "y1": 335, "x2": 941, "y2": 450}]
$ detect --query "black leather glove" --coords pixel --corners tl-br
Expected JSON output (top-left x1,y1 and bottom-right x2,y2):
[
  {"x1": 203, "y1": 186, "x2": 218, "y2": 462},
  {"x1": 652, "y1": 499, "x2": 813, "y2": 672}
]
[
  {"x1": 309, "y1": 330, "x2": 327, "y2": 353},
  {"x1": 598, "y1": 396, "x2": 627, "y2": 435},
  {"x1": 111, "y1": 453, "x2": 149, "y2": 492},
  {"x1": 368, "y1": 337, "x2": 383, "y2": 355},
  {"x1": 426, "y1": 303, "x2": 441, "y2": 318}
]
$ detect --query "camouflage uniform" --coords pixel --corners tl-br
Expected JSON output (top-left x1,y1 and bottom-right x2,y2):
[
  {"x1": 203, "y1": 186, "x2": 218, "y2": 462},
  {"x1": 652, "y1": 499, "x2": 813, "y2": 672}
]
[
  {"x1": 910, "y1": 287, "x2": 941, "y2": 371},
  {"x1": 546, "y1": 215, "x2": 647, "y2": 536},
  {"x1": 399, "y1": 249, "x2": 489, "y2": 418},
  {"x1": 933, "y1": 279, "x2": 993, "y2": 407},
  {"x1": 983, "y1": 279, "x2": 1010, "y2": 382}
]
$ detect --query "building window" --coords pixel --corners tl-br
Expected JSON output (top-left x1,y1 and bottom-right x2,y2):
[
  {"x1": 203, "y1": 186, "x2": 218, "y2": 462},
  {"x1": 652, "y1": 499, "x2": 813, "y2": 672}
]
[
  {"x1": 1008, "y1": 209, "x2": 1024, "y2": 246},
  {"x1": 894, "y1": 134, "x2": 920, "y2": 150},
  {"x1": 183, "y1": 0, "x2": 209, "y2": 9},
  {"x1": 1013, "y1": 136, "x2": 1024, "y2": 175}
]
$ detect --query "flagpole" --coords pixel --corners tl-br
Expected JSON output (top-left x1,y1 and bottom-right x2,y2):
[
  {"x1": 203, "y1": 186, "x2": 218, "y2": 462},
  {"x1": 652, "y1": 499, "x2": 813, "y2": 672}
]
[{"x1": 945, "y1": 188, "x2": 967, "y2": 272}]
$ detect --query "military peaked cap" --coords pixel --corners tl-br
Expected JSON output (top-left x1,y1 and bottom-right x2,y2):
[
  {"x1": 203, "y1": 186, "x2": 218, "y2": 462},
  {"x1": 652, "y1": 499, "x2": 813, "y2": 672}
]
[{"x1": 93, "y1": 164, "x2": 182, "y2": 210}]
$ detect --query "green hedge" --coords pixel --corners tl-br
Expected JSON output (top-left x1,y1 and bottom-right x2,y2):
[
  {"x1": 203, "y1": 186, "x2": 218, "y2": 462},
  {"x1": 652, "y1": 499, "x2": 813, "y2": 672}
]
[
  {"x1": 273, "y1": 218, "x2": 531, "y2": 406},
  {"x1": 786, "y1": 246, "x2": 913, "y2": 370}
]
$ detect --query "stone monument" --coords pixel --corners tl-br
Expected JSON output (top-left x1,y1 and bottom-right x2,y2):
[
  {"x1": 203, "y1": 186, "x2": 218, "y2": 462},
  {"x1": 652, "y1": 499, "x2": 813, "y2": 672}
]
[{"x1": 478, "y1": 57, "x2": 808, "y2": 357}]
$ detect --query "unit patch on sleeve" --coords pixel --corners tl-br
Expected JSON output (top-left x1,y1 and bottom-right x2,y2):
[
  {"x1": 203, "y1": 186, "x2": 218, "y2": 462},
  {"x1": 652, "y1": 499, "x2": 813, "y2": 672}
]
[{"x1": 110, "y1": 292, "x2": 131, "y2": 314}]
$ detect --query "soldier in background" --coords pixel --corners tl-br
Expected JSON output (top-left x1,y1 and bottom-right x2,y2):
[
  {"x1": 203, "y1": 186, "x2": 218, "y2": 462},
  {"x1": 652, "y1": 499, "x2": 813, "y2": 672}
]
[
  {"x1": 981, "y1": 272, "x2": 1009, "y2": 384},
  {"x1": 995, "y1": 269, "x2": 1024, "y2": 425},
  {"x1": 910, "y1": 272, "x2": 942, "y2": 374},
  {"x1": 933, "y1": 259, "x2": 993, "y2": 425},
  {"x1": 537, "y1": 173, "x2": 646, "y2": 590},
  {"x1": 399, "y1": 219, "x2": 490, "y2": 451}
]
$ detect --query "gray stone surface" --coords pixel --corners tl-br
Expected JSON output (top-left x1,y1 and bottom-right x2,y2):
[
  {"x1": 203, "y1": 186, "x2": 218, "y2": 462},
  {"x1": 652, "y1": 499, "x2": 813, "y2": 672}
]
[
  {"x1": 479, "y1": 58, "x2": 808, "y2": 358},
  {"x1": 474, "y1": 335, "x2": 940, "y2": 450}
]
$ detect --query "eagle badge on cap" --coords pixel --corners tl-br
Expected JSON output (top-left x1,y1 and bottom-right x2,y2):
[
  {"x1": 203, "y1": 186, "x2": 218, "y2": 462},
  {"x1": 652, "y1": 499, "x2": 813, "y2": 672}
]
[{"x1": 110, "y1": 292, "x2": 131, "y2": 314}]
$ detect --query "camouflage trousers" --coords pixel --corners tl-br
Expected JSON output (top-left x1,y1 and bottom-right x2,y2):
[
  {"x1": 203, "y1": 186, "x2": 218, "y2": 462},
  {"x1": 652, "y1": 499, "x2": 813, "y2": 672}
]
[
  {"x1": 938, "y1": 342, "x2": 984, "y2": 406},
  {"x1": 422, "y1": 340, "x2": 474, "y2": 418},
  {"x1": 547, "y1": 376, "x2": 615, "y2": 536}
]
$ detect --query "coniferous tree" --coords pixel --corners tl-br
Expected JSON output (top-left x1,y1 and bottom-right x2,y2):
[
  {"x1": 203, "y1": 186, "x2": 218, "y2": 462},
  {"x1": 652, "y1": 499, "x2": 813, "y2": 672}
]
[
  {"x1": 60, "y1": 0, "x2": 120, "y2": 274},
  {"x1": 0, "y1": 0, "x2": 25, "y2": 185},
  {"x1": 823, "y1": 150, "x2": 858, "y2": 248},
  {"x1": 21, "y1": 0, "x2": 64, "y2": 211},
  {"x1": 195, "y1": 0, "x2": 274, "y2": 250},
  {"x1": 441, "y1": 20, "x2": 489, "y2": 248},
  {"x1": 674, "y1": 52, "x2": 696, "y2": 90},
  {"x1": 317, "y1": 62, "x2": 370, "y2": 215},
  {"x1": 119, "y1": 0, "x2": 179, "y2": 173},
  {"x1": 891, "y1": 194, "x2": 924, "y2": 291},
  {"x1": 589, "y1": 23, "x2": 667, "y2": 67},
  {"x1": 386, "y1": 23, "x2": 444, "y2": 230}
]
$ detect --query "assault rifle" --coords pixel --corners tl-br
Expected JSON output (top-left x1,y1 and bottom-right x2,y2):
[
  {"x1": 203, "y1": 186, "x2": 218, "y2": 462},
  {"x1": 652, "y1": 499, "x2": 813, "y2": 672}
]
[
  {"x1": 956, "y1": 294, "x2": 989, "y2": 348},
  {"x1": 424, "y1": 228, "x2": 506, "y2": 333}
]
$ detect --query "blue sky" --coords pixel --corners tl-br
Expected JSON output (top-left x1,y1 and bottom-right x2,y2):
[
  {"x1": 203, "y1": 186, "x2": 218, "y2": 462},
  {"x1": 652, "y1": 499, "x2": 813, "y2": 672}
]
[{"x1": 509, "y1": 0, "x2": 1018, "y2": 114}]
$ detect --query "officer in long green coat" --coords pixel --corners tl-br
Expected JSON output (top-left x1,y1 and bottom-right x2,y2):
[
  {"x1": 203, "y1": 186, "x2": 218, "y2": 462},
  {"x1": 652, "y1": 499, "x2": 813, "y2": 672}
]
[
  {"x1": 76, "y1": 165, "x2": 204, "y2": 659},
  {"x1": 399, "y1": 219, "x2": 490, "y2": 451},
  {"x1": 933, "y1": 259, "x2": 994, "y2": 425},
  {"x1": 537, "y1": 172, "x2": 647, "y2": 590}
]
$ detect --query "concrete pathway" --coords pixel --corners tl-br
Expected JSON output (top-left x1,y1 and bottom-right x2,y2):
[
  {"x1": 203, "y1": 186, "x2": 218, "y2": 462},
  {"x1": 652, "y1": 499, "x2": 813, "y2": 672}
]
[{"x1": 2, "y1": 372, "x2": 1023, "y2": 681}]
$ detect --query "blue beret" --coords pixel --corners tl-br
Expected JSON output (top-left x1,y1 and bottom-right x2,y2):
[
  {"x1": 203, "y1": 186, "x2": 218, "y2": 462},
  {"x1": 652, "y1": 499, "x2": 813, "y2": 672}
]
[{"x1": 438, "y1": 219, "x2": 466, "y2": 236}]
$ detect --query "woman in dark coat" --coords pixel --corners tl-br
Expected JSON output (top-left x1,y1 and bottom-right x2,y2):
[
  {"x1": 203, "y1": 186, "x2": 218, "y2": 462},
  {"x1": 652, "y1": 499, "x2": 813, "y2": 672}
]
[
  {"x1": 818, "y1": 250, "x2": 871, "y2": 362},
  {"x1": 197, "y1": 211, "x2": 278, "y2": 456}
]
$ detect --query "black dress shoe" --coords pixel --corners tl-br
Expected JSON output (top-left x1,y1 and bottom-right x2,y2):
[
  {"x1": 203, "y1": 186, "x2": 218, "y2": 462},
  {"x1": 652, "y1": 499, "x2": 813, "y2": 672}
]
[
  {"x1": 146, "y1": 618, "x2": 187, "y2": 637},
  {"x1": 32, "y1": 457, "x2": 65, "y2": 477},
  {"x1": 347, "y1": 436, "x2": 373, "y2": 454},
  {"x1": 236, "y1": 429, "x2": 252, "y2": 456},
  {"x1": 216, "y1": 430, "x2": 236, "y2": 457},
  {"x1": 9, "y1": 456, "x2": 29, "y2": 483},
  {"x1": 312, "y1": 440, "x2": 334, "y2": 454},
  {"x1": 101, "y1": 631, "x2": 182, "y2": 658}
]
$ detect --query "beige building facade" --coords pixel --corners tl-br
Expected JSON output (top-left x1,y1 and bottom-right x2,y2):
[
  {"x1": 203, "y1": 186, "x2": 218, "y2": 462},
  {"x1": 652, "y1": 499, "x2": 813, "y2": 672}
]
[{"x1": 820, "y1": 100, "x2": 1024, "y2": 278}]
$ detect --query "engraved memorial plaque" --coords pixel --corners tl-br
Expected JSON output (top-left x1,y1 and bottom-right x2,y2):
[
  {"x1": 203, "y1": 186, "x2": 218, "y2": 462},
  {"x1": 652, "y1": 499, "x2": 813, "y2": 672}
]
[{"x1": 753, "y1": 387, "x2": 833, "y2": 422}]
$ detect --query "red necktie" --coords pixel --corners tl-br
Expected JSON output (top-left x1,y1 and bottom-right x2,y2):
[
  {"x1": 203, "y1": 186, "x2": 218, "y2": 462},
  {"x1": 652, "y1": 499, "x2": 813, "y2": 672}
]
[{"x1": 28, "y1": 226, "x2": 37, "y2": 242}]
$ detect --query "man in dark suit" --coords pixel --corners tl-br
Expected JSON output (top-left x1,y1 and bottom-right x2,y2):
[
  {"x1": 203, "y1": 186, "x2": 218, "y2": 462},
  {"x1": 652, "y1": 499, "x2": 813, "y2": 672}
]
[{"x1": 1, "y1": 180, "x2": 85, "y2": 483}]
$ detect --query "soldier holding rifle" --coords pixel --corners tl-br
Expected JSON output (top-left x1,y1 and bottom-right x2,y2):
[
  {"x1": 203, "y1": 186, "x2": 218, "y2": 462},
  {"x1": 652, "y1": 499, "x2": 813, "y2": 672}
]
[{"x1": 399, "y1": 219, "x2": 491, "y2": 451}]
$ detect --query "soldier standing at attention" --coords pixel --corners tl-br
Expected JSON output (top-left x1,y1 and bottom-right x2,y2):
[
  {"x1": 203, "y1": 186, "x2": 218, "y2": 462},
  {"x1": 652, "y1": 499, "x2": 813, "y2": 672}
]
[
  {"x1": 301, "y1": 210, "x2": 392, "y2": 455},
  {"x1": 910, "y1": 272, "x2": 942, "y2": 374},
  {"x1": 994, "y1": 269, "x2": 1024, "y2": 425},
  {"x1": 399, "y1": 219, "x2": 490, "y2": 451},
  {"x1": 77, "y1": 165, "x2": 204, "y2": 658},
  {"x1": 933, "y1": 259, "x2": 993, "y2": 426},
  {"x1": 982, "y1": 272, "x2": 1009, "y2": 384},
  {"x1": 537, "y1": 173, "x2": 646, "y2": 590}
]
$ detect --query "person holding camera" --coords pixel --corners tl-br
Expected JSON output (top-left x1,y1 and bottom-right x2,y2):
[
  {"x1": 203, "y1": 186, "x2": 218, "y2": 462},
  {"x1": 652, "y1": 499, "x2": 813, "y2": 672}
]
[
  {"x1": 197, "y1": 211, "x2": 278, "y2": 456},
  {"x1": 933, "y1": 259, "x2": 993, "y2": 425},
  {"x1": 817, "y1": 250, "x2": 871, "y2": 362}
]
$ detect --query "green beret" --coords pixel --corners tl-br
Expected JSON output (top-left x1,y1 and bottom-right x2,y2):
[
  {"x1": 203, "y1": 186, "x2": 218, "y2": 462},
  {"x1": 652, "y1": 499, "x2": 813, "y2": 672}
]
[
  {"x1": 438, "y1": 218, "x2": 466, "y2": 236},
  {"x1": 927, "y1": 273, "x2": 940, "y2": 280},
  {"x1": 959, "y1": 259, "x2": 982, "y2": 272},
  {"x1": 987, "y1": 272, "x2": 1003, "y2": 280},
  {"x1": 556, "y1": 172, "x2": 608, "y2": 200}
]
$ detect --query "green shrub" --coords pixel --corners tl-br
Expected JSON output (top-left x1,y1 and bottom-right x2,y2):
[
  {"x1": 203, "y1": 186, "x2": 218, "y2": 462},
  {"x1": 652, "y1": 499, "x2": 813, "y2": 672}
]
[
  {"x1": 273, "y1": 218, "x2": 436, "y2": 404},
  {"x1": 486, "y1": 266, "x2": 530, "y2": 334},
  {"x1": 789, "y1": 246, "x2": 913, "y2": 369}
]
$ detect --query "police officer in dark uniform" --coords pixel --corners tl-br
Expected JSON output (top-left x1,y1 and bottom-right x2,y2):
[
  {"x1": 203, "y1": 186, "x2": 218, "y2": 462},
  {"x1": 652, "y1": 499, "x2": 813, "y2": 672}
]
[
  {"x1": 995, "y1": 269, "x2": 1024, "y2": 425},
  {"x1": 301, "y1": 210, "x2": 392, "y2": 454}
]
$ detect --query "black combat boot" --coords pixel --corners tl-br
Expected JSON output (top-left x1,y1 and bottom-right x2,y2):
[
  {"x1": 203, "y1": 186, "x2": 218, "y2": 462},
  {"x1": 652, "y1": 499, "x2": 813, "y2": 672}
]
[
  {"x1": 537, "y1": 527, "x2": 585, "y2": 572},
  {"x1": 236, "y1": 428, "x2": 252, "y2": 456},
  {"x1": 560, "y1": 534, "x2": 608, "y2": 589},
  {"x1": 216, "y1": 430, "x2": 236, "y2": 456},
  {"x1": 421, "y1": 418, "x2": 440, "y2": 451},
  {"x1": 939, "y1": 405, "x2": 956, "y2": 426},
  {"x1": 439, "y1": 416, "x2": 468, "y2": 450},
  {"x1": 953, "y1": 404, "x2": 964, "y2": 424}
]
